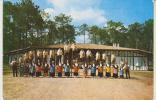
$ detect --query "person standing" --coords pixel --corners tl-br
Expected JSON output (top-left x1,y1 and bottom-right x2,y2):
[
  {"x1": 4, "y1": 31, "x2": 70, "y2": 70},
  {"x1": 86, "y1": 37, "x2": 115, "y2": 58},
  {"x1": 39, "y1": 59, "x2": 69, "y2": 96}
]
[
  {"x1": 105, "y1": 64, "x2": 111, "y2": 78},
  {"x1": 73, "y1": 63, "x2": 79, "y2": 77},
  {"x1": 44, "y1": 62, "x2": 49, "y2": 77},
  {"x1": 113, "y1": 65, "x2": 118, "y2": 78},
  {"x1": 98, "y1": 64, "x2": 103, "y2": 77},
  {"x1": 83, "y1": 63, "x2": 88, "y2": 78},
  {"x1": 19, "y1": 62, "x2": 24, "y2": 77},
  {"x1": 49, "y1": 61, "x2": 55, "y2": 77},
  {"x1": 36, "y1": 62, "x2": 42, "y2": 77},
  {"x1": 10, "y1": 58, "x2": 18, "y2": 77},
  {"x1": 57, "y1": 63, "x2": 63, "y2": 77},
  {"x1": 64, "y1": 63, "x2": 70, "y2": 77},
  {"x1": 124, "y1": 63, "x2": 130, "y2": 79},
  {"x1": 24, "y1": 62, "x2": 29, "y2": 77},
  {"x1": 29, "y1": 62, "x2": 35, "y2": 77},
  {"x1": 119, "y1": 67, "x2": 124, "y2": 78},
  {"x1": 91, "y1": 63, "x2": 96, "y2": 77},
  {"x1": 111, "y1": 65, "x2": 114, "y2": 77}
]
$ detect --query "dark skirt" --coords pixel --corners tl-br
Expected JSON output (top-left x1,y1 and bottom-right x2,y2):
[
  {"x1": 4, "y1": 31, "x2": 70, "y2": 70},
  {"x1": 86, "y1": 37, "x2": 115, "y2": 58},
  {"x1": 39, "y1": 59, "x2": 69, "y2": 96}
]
[
  {"x1": 50, "y1": 72, "x2": 55, "y2": 77},
  {"x1": 98, "y1": 72, "x2": 103, "y2": 77},
  {"x1": 113, "y1": 73, "x2": 118, "y2": 78},
  {"x1": 58, "y1": 72, "x2": 62, "y2": 77},
  {"x1": 65, "y1": 72, "x2": 70, "y2": 77},
  {"x1": 74, "y1": 72, "x2": 78, "y2": 76},
  {"x1": 106, "y1": 72, "x2": 111, "y2": 77}
]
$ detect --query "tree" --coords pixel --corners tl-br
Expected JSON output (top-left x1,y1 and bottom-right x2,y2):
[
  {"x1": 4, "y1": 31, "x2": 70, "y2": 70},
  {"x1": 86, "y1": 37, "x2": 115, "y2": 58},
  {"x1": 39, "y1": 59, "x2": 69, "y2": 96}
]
[
  {"x1": 88, "y1": 25, "x2": 109, "y2": 45},
  {"x1": 127, "y1": 22, "x2": 143, "y2": 49},
  {"x1": 142, "y1": 19, "x2": 153, "y2": 52},
  {"x1": 89, "y1": 25, "x2": 99, "y2": 44},
  {"x1": 3, "y1": 0, "x2": 153, "y2": 54},
  {"x1": 98, "y1": 27, "x2": 109, "y2": 44},
  {"x1": 3, "y1": 1, "x2": 19, "y2": 51},
  {"x1": 78, "y1": 24, "x2": 88, "y2": 44},
  {"x1": 54, "y1": 13, "x2": 75, "y2": 44},
  {"x1": 46, "y1": 20, "x2": 58, "y2": 45},
  {"x1": 106, "y1": 20, "x2": 127, "y2": 47},
  {"x1": 15, "y1": 0, "x2": 44, "y2": 47}
]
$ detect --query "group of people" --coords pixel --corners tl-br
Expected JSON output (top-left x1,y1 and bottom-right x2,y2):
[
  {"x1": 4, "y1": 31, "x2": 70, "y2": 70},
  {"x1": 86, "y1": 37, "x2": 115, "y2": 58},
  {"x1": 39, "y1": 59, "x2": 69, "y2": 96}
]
[{"x1": 10, "y1": 58, "x2": 131, "y2": 79}]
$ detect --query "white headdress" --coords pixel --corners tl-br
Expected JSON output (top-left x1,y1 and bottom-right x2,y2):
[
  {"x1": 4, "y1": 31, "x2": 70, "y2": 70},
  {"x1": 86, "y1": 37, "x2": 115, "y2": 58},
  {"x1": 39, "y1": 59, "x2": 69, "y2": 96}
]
[
  {"x1": 96, "y1": 52, "x2": 100, "y2": 61},
  {"x1": 49, "y1": 50, "x2": 55, "y2": 58},
  {"x1": 57, "y1": 48, "x2": 63, "y2": 56},
  {"x1": 80, "y1": 50, "x2": 85, "y2": 58},
  {"x1": 102, "y1": 53, "x2": 106, "y2": 60},
  {"x1": 111, "y1": 54, "x2": 116, "y2": 63},
  {"x1": 37, "y1": 50, "x2": 42, "y2": 58},
  {"x1": 86, "y1": 50, "x2": 92, "y2": 58}
]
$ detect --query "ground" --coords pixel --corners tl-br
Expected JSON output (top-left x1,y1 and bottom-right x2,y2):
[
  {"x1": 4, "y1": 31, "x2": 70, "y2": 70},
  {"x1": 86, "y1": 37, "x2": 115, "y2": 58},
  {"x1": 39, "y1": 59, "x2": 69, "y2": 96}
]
[{"x1": 3, "y1": 70, "x2": 153, "y2": 100}]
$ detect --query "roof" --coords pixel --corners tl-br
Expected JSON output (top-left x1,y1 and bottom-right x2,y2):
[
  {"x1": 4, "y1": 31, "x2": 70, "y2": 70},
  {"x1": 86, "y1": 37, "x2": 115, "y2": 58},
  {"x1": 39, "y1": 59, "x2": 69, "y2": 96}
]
[{"x1": 4, "y1": 43, "x2": 152, "y2": 55}]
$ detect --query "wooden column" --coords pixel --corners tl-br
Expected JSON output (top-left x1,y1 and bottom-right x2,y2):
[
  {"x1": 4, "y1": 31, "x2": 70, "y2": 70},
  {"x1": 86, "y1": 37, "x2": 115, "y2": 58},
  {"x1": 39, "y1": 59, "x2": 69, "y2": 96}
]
[
  {"x1": 126, "y1": 51, "x2": 128, "y2": 64},
  {"x1": 110, "y1": 50, "x2": 111, "y2": 66},
  {"x1": 133, "y1": 52, "x2": 134, "y2": 70},
  {"x1": 147, "y1": 55, "x2": 149, "y2": 71},
  {"x1": 130, "y1": 52, "x2": 132, "y2": 69}
]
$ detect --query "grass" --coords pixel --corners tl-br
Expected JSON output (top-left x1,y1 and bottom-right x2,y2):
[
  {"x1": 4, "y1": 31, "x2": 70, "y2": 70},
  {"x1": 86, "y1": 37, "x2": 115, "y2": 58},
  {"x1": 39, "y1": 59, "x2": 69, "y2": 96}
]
[
  {"x1": 131, "y1": 71, "x2": 153, "y2": 78},
  {"x1": 3, "y1": 64, "x2": 12, "y2": 75}
]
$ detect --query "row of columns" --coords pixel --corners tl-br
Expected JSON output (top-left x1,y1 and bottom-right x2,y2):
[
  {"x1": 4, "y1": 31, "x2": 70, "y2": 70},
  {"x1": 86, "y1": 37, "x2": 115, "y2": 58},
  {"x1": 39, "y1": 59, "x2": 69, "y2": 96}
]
[{"x1": 8, "y1": 49, "x2": 151, "y2": 70}]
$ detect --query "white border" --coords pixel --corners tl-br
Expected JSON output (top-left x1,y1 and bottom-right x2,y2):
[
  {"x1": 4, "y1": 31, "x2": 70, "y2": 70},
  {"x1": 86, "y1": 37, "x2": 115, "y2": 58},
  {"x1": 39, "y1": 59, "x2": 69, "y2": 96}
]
[
  {"x1": 0, "y1": 0, "x2": 3, "y2": 100},
  {"x1": 154, "y1": 0, "x2": 156, "y2": 100},
  {"x1": 0, "y1": 1, "x2": 155, "y2": 100}
]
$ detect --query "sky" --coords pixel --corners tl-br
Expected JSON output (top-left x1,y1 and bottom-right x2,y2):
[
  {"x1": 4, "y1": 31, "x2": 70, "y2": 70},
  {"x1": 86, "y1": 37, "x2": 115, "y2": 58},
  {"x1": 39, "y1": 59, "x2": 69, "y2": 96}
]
[{"x1": 6, "y1": 0, "x2": 154, "y2": 43}]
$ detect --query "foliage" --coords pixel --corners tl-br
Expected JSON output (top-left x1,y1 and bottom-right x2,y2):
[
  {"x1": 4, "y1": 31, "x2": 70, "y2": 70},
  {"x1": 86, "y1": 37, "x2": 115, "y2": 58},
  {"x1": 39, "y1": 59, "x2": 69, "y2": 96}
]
[
  {"x1": 3, "y1": 0, "x2": 153, "y2": 56},
  {"x1": 88, "y1": 20, "x2": 153, "y2": 52}
]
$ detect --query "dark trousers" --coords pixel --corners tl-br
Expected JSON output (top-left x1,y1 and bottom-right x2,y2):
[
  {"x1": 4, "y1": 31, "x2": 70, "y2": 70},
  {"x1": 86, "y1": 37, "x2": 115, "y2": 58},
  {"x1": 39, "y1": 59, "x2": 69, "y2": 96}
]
[
  {"x1": 19, "y1": 67, "x2": 24, "y2": 77},
  {"x1": 13, "y1": 68, "x2": 18, "y2": 77},
  {"x1": 31, "y1": 72, "x2": 35, "y2": 77},
  {"x1": 125, "y1": 70, "x2": 130, "y2": 79},
  {"x1": 36, "y1": 72, "x2": 41, "y2": 77}
]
